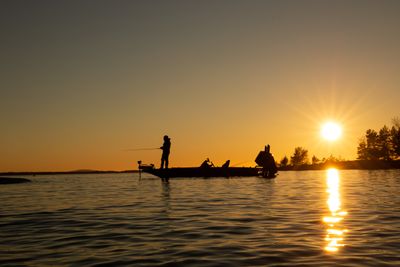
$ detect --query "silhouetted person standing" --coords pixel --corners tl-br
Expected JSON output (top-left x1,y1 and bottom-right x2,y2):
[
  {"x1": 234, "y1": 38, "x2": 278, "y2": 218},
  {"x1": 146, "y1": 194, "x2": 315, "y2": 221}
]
[{"x1": 160, "y1": 135, "x2": 171, "y2": 169}]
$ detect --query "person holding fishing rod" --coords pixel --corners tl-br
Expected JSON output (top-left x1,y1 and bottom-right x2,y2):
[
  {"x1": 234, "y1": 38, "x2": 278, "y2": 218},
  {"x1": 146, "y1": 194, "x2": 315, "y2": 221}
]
[{"x1": 160, "y1": 135, "x2": 171, "y2": 169}]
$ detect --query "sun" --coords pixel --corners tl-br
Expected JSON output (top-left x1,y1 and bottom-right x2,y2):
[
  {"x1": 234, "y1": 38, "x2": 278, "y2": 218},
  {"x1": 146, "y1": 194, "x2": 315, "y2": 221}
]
[{"x1": 321, "y1": 122, "x2": 342, "y2": 141}]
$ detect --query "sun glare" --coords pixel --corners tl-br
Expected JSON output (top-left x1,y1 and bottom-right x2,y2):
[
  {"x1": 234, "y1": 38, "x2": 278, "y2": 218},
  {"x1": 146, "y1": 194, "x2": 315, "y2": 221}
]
[{"x1": 321, "y1": 122, "x2": 342, "y2": 141}]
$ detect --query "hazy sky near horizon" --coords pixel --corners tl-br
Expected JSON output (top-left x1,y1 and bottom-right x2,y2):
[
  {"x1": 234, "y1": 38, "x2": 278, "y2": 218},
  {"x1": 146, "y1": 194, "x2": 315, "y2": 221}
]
[{"x1": 1, "y1": 0, "x2": 400, "y2": 171}]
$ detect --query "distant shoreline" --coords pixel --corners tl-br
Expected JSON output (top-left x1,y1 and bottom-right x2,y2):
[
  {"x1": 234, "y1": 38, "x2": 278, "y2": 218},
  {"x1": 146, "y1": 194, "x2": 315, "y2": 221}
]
[
  {"x1": 0, "y1": 170, "x2": 138, "y2": 176},
  {"x1": 279, "y1": 159, "x2": 400, "y2": 171}
]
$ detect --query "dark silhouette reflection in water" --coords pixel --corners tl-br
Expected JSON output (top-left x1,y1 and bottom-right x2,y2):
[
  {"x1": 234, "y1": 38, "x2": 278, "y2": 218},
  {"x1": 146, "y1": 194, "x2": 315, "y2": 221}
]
[
  {"x1": 162, "y1": 181, "x2": 171, "y2": 206},
  {"x1": 161, "y1": 180, "x2": 172, "y2": 217},
  {"x1": 323, "y1": 168, "x2": 348, "y2": 252}
]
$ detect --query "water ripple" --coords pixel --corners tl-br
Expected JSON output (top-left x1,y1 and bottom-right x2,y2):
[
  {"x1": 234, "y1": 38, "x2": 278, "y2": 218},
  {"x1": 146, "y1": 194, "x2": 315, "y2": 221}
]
[{"x1": 1, "y1": 171, "x2": 400, "y2": 266}]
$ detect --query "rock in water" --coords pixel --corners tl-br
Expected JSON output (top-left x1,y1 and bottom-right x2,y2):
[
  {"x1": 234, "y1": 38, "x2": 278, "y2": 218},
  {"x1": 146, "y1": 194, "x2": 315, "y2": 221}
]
[{"x1": 0, "y1": 177, "x2": 32, "y2": 184}]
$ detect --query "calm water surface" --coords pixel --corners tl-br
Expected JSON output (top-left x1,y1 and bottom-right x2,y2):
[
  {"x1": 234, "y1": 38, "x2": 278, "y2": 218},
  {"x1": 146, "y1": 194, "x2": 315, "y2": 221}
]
[{"x1": 1, "y1": 170, "x2": 400, "y2": 266}]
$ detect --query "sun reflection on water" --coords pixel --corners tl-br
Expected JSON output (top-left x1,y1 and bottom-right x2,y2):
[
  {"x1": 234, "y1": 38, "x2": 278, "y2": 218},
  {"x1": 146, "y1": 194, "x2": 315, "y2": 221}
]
[{"x1": 324, "y1": 168, "x2": 348, "y2": 252}]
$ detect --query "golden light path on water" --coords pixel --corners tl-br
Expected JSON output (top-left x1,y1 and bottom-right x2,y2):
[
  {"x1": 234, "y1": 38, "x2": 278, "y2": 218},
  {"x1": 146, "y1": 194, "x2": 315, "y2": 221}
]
[{"x1": 323, "y1": 168, "x2": 348, "y2": 252}]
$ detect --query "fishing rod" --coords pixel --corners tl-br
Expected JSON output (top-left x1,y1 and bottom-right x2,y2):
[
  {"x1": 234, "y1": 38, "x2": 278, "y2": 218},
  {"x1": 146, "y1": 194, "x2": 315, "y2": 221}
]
[
  {"x1": 123, "y1": 147, "x2": 160, "y2": 152},
  {"x1": 231, "y1": 161, "x2": 252, "y2": 167}
]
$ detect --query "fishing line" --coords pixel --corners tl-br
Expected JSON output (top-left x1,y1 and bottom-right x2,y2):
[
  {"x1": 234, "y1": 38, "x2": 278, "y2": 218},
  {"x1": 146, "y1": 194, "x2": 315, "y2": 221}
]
[{"x1": 123, "y1": 148, "x2": 160, "y2": 151}]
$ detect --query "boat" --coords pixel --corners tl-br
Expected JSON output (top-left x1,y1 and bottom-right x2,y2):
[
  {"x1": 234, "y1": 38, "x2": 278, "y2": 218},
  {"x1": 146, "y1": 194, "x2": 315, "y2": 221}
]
[
  {"x1": 138, "y1": 145, "x2": 278, "y2": 179},
  {"x1": 141, "y1": 166, "x2": 277, "y2": 178}
]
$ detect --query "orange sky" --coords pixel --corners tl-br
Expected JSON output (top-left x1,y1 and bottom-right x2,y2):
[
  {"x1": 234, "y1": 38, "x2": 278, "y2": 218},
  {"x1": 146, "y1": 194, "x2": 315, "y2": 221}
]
[{"x1": 1, "y1": 1, "x2": 400, "y2": 171}]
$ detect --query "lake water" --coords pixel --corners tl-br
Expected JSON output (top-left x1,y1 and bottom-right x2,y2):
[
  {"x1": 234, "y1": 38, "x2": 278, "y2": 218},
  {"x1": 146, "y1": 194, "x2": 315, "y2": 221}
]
[{"x1": 1, "y1": 170, "x2": 400, "y2": 266}]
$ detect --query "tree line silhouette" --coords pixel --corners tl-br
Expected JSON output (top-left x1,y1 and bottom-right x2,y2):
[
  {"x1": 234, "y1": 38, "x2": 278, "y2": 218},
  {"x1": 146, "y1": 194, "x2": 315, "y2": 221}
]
[
  {"x1": 278, "y1": 117, "x2": 400, "y2": 170},
  {"x1": 279, "y1": 147, "x2": 343, "y2": 169},
  {"x1": 279, "y1": 147, "x2": 309, "y2": 167},
  {"x1": 357, "y1": 118, "x2": 400, "y2": 160}
]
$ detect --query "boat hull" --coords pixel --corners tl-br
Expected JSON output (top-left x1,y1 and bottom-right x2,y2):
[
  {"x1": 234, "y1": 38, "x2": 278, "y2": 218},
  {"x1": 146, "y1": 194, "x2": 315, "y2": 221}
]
[{"x1": 143, "y1": 167, "x2": 276, "y2": 178}]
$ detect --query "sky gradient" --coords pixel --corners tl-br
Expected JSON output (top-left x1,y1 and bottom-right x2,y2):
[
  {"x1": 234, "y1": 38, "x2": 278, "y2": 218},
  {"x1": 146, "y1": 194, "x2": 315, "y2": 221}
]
[{"x1": 1, "y1": 0, "x2": 400, "y2": 171}]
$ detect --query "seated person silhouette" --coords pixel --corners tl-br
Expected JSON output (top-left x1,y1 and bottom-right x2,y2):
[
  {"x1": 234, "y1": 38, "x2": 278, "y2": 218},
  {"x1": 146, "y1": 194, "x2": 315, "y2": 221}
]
[
  {"x1": 221, "y1": 160, "x2": 230, "y2": 168},
  {"x1": 200, "y1": 158, "x2": 214, "y2": 168}
]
